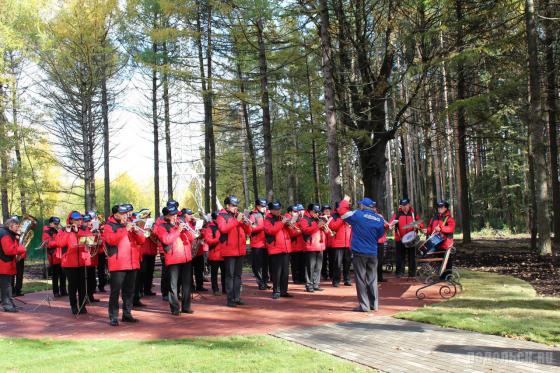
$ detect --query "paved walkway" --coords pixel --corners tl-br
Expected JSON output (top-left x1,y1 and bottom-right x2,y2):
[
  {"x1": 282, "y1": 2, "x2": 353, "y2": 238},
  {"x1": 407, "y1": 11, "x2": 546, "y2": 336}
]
[{"x1": 273, "y1": 316, "x2": 560, "y2": 373}]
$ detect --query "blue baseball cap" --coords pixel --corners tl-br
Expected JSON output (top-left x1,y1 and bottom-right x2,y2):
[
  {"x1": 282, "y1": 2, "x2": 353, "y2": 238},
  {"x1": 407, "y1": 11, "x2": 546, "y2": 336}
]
[
  {"x1": 117, "y1": 205, "x2": 128, "y2": 214},
  {"x1": 82, "y1": 214, "x2": 92, "y2": 223},
  {"x1": 307, "y1": 203, "x2": 321, "y2": 213},
  {"x1": 255, "y1": 198, "x2": 267, "y2": 207},
  {"x1": 268, "y1": 201, "x2": 282, "y2": 210},
  {"x1": 358, "y1": 198, "x2": 375, "y2": 208},
  {"x1": 399, "y1": 198, "x2": 410, "y2": 206},
  {"x1": 69, "y1": 211, "x2": 83, "y2": 220},
  {"x1": 224, "y1": 195, "x2": 240, "y2": 206},
  {"x1": 295, "y1": 203, "x2": 304, "y2": 211},
  {"x1": 49, "y1": 216, "x2": 61, "y2": 224},
  {"x1": 181, "y1": 208, "x2": 193, "y2": 215},
  {"x1": 164, "y1": 206, "x2": 179, "y2": 216},
  {"x1": 167, "y1": 200, "x2": 179, "y2": 209}
]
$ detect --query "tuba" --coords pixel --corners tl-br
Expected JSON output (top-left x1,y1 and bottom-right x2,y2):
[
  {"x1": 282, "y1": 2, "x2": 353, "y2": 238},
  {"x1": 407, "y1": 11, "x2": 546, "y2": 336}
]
[{"x1": 18, "y1": 214, "x2": 37, "y2": 261}]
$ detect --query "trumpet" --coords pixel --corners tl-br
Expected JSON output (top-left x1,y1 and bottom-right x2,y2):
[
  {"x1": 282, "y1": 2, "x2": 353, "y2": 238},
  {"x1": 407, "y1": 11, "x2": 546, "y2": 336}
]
[
  {"x1": 236, "y1": 210, "x2": 252, "y2": 226},
  {"x1": 178, "y1": 220, "x2": 200, "y2": 239},
  {"x1": 319, "y1": 215, "x2": 335, "y2": 237},
  {"x1": 282, "y1": 215, "x2": 301, "y2": 233}
]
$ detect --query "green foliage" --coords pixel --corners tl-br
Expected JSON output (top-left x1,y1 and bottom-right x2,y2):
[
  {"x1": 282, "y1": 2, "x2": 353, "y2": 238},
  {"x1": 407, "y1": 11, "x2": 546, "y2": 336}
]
[{"x1": 97, "y1": 172, "x2": 154, "y2": 213}]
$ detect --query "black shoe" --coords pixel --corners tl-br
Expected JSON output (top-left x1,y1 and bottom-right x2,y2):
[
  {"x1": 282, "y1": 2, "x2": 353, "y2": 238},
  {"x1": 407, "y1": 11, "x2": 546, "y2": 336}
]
[
  {"x1": 133, "y1": 301, "x2": 146, "y2": 307},
  {"x1": 352, "y1": 307, "x2": 369, "y2": 313},
  {"x1": 144, "y1": 291, "x2": 156, "y2": 296},
  {"x1": 14, "y1": 291, "x2": 23, "y2": 297},
  {"x1": 79, "y1": 307, "x2": 88, "y2": 314},
  {"x1": 396, "y1": 273, "x2": 403, "y2": 278},
  {"x1": 370, "y1": 306, "x2": 378, "y2": 311},
  {"x1": 281, "y1": 293, "x2": 293, "y2": 298},
  {"x1": 3, "y1": 308, "x2": 18, "y2": 313},
  {"x1": 227, "y1": 301, "x2": 237, "y2": 307},
  {"x1": 71, "y1": 308, "x2": 79, "y2": 315},
  {"x1": 98, "y1": 287, "x2": 106, "y2": 293},
  {"x1": 122, "y1": 315, "x2": 139, "y2": 323},
  {"x1": 162, "y1": 296, "x2": 169, "y2": 302},
  {"x1": 272, "y1": 293, "x2": 281, "y2": 299},
  {"x1": 53, "y1": 293, "x2": 62, "y2": 298},
  {"x1": 61, "y1": 291, "x2": 68, "y2": 296},
  {"x1": 332, "y1": 283, "x2": 339, "y2": 288},
  {"x1": 235, "y1": 300, "x2": 246, "y2": 306},
  {"x1": 344, "y1": 281, "x2": 352, "y2": 286},
  {"x1": 110, "y1": 319, "x2": 119, "y2": 326},
  {"x1": 196, "y1": 287, "x2": 209, "y2": 292},
  {"x1": 305, "y1": 288, "x2": 315, "y2": 293},
  {"x1": 379, "y1": 279, "x2": 387, "y2": 282},
  {"x1": 212, "y1": 291, "x2": 221, "y2": 296},
  {"x1": 181, "y1": 309, "x2": 194, "y2": 314},
  {"x1": 258, "y1": 284, "x2": 267, "y2": 290},
  {"x1": 266, "y1": 285, "x2": 272, "y2": 289},
  {"x1": 314, "y1": 287, "x2": 324, "y2": 292},
  {"x1": 171, "y1": 310, "x2": 180, "y2": 316}
]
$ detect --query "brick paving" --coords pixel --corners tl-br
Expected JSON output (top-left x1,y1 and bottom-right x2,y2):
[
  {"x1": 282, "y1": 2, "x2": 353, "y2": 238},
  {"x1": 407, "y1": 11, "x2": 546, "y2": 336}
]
[{"x1": 273, "y1": 316, "x2": 560, "y2": 373}]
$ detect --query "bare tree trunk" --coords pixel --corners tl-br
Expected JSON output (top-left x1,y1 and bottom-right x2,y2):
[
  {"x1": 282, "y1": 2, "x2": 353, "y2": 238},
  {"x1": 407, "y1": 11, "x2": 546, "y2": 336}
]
[
  {"x1": 162, "y1": 41, "x2": 173, "y2": 200},
  {"x1": 101, "y1": 68, "x2": 110, "y2": 217},
  {"x1": 241, "y1": 109, "x2": 250, "y2": 207},
  {"x1": 0, "y1": 84, "x2": 9, "y2": 221},
  {"x1": 440, "y1": 47, "x2": 455, "y2": 214},
  {"x1": 152, "y1": 41, "x2": 160, "y2": 215},
  {"x1": 455, "y1": 0, "x2": 471, "y2": 243},
  {"x1": 543, "y1": 0, "x2": 559, "y2": 244},
  {"x1": 525, "y1": 0, "x2": 551, "y2": 255},
  {"x1": 207, "y1": 5, "x2": 217, "y2": 211},
  {"x1": 9, "y1": 77, "x2": 26, "y2": 215},
  {"x1": 256, "y1": 18, "x2": 274, "y2": 201},
  {"x1": 318, "y1": 0, "x2": 342, "y2": 203},
  {"x1": 305, "y1": 57, "x2": 321, "y2": 203}
]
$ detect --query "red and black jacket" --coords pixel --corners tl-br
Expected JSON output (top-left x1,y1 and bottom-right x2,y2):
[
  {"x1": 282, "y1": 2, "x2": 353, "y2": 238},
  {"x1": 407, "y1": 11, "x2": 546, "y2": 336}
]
[
  {"x1": 204, "y1": 222, "x2": 222, "y2": 261},
  {"x1": 42, "y1": 226, "x2": 60, "y2": 265},
  {"x1": 300, "y1": 211, "x2": 326, "y2": 252},
  {"x1": 216, "y1": 209, "x2": 251, "y2": 257},
  {"x1": 427, "y1": 211, "x2": 456, "y2": 250},
  {"x1": 249, "y1": 209, "x2": 266, "y2": 249},
  {"x1": 328, "y1": 213, "x2": 352, "y2": 249},
  {"x1": 102, "y1": 216, "x2": 140, "y2": 272},
  {"x1": 389, "y1": 207, "x2": 424, "y2": 242},
  {"x1": 0, "y1": 227, "x2": 26, "y2": 275},
  {"x1": 264, "y1": 214, "x2": 292, "y2": 255},
  {"x1": 154, "y1": 220, "x2": 193, "y2": 266},
  {"x1": 56, "y1": 229, "x2": 88, "y2": 268}
]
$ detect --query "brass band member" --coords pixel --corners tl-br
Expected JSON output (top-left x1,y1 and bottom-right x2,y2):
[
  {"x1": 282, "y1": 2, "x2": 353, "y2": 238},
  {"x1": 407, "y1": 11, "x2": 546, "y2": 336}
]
[
  {"x1": 216, "y1": 196, "x2": 252, "y2": 307},
  {"x1": 300, "y1": 204, "x2": 327, "y2": 293},
  {"x1": 289, "y1": 204, "x2": 306, "y2": 284},
  {"x1": 250, "y1": 198, "x2": 269, "y2": 290},
  {"x1": 103, "y1": 205, "x2": 141, "y2": 326},
  {"x1": 0, "y1": 217, "x2": 26, "y2": 312},
  {"x1": 42, "y1": 216, "x2": 67, "y2": 297},
  {"x1": 327, "y1": 203, "x2": 353, "y2": 287}
]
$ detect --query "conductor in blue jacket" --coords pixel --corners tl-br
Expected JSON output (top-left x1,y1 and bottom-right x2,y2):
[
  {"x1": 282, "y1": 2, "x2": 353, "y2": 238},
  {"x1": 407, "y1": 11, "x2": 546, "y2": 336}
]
[{"x1": 338, "y1": 195, "x2": 386, "y2": 312}]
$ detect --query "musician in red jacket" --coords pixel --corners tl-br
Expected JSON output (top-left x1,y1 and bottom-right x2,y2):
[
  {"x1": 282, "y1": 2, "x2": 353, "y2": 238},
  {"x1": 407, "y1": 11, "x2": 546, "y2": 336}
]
[
  {"x1": 249, "y1": 198, "x2": 269, "y2": 290},
  {"x1": 216, "y1": 195, "x2": 252, "y2": 307},
  {"x1": 42, "y1": 216, "x2": 67, "y2": 297},
  {"x1": 328, "y1": 203, "x2": 353, "y2": 287},
  {"x1": 139, "y1": 210, "x2": 158, "y2": 297},
  {"x1": 321, "y1": 205, "x2": 333, "y2": 282},
  {"x1": 264, "y1": 201, "x2": 293, "y2": 299},
  {"x1": 425, "y1": 201, "x2": 456, "y2": 276},
  {"x1": 204, "y1": 212, "x2": 225, "y2": 295},
  {"x1": 79, "y1": 214, "x2": 100, "y2": 303},
  {"x1": 389, "y1": 198, "x2": 424, "y2": 278},
  {"x1": 289, "y1": 204, "x2": 306, "y2": 284},
  {"x1": 300, "y1": 204, "x2": 327, "y2": 292},
  {"x1": 183, "y1": 208, "x2": 207, "y2": 292},
  {"x1": 154, "y1": 206, "x2": 195, "y2": 315},
  {"x1": 102, "y1": 205, "x2": 140, "y2": 326},
  {"x1": 57, "y1": 211, "x2": 88, "y2": 315},
  {"x1": 0, "y1": 217, "x2": 26, "y2": 312}
]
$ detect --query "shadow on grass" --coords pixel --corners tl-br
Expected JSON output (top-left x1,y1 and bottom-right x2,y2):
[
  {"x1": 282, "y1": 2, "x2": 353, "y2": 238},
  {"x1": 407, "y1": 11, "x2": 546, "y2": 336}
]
[{"x1": 434, "y1": 298, "x2": 560, "y2": 311}]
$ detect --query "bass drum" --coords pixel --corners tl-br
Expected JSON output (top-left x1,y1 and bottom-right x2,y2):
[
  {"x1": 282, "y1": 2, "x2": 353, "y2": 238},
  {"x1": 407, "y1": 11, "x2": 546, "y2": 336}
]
[{"x1": 401, "y1": 231, "x2": 419, "y2": 248}]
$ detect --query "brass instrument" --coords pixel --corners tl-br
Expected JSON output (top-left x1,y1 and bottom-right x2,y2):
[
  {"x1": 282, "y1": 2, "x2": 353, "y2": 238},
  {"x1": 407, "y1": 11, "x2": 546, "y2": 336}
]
[
  {"x1": 319, "y1": 215, "x2": 335, "y2": 237},
  {"x1": 283, "y1": 215, "x2": 301, "y2": 233},
  {"x1": 132, "y1": 209, "x2": 153, "y2": 237},
  {"x1": 236, "y1": 210, "x2": 252, "y2": 226},
  {"x1": 191, "y1": 237, "x2": 204, "y2": 257},
  {"x1": 17, "y1": 214, "x2": 37, "y2": 261},
  {"x1": 79, "y1": 235, "x2": 100, "y2": 257}
]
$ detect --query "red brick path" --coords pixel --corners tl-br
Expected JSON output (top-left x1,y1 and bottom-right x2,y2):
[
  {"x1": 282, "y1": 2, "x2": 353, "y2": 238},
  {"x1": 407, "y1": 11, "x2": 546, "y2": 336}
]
[{"x1": 0, "y1": 275, "x2": 441, "y2": 340}]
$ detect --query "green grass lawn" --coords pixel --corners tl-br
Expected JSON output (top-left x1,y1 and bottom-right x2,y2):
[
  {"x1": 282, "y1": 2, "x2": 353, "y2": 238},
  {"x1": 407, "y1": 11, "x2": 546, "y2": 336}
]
[
  {"x1": 1, "y1": 336, "x2": 369, "y2": 373},
  {"x1": 395, "y1": 270, "x2": 560, "y2": 346},
  {"x1": 21, "y1": 280, "x2": 51, "y2": 294}
]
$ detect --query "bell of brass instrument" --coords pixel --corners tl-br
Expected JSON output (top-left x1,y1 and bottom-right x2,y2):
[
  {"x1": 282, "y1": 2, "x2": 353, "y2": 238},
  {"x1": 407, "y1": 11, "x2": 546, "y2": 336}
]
[
  {"x1": 17, "y1": 214, "x2": 37, "y2": 261},
  {"x1": 132, "y1": 209, "x2": 153, "y2": 237},
  {"x1": 319, "y1": 215, "x2": 335, "y2": 237}
]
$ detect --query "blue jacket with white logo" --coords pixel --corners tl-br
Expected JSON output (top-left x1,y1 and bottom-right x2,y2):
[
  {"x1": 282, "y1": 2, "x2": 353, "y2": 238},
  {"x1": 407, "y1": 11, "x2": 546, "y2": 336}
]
[{"x1": 339, "y1": 200, "x2": 385, "y2": 256}]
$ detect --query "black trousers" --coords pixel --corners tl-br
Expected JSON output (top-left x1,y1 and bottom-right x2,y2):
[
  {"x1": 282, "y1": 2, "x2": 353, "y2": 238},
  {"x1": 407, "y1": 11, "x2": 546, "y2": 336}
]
[
  {"x1": 377, "y1": 243, "x2": 385, "y2": 281},
  {"x1": 251, "y1": 247, "x2": 269, "y2": 286},
  {"x1": 290, "y1": 251, "x2": 306, "y2": 283},
  {"x1": 321, "y1": 248, "x2": 331, "y2": 279},
  {"x1": 167, "y1": 262, "x2": 192, "y2": 313},
  {"x1": 209, "y1": 260, "x2": 226, "y2": 293},
  {"x1": 0, "y1": 274, "x2": 15, "y2": 311},
  {"x1": 160, "y1": 254, "x2": 170, "y2": 297},
  {"x1": 343, "y1": 249, "x2": 352, "y2": 283},
  {"x1": 192, "y1": 255, "x2": 205, "y2": 290},
  {"x1": 108, "y1": 270, "x2": 136, "y2": 320},
  {"x1": 305, "y1": 251, "x2": 323, "y2": 290},
  {"x1": 51, "y1": 263, "x2": 67, "y2": 295},
  {"x1": 86, "y1": 266, "x2": 97, "y2": 300},
  {"x1": 330, "y1": 247, "x2": 349, "y2": 285},
  {"x1": 134, "y1": 267, "x2": 143, "y2": 302},
  {"x1": 97, "y1": 252, "x2": 108, "y2": 290},
  {"x1": 64, "y1": 267, "x2": 86, "y2": 313},
  {"x1": 269, "y1": 253, "x2": 289, "y2": 295},
  {"x1": 142, "y1": 255, "x2": 156, "y2": 293},
  {"x1": 11, "y1": 259, "x2": 24, "y2": 293},
  {"x1": 396, "y1": 241, "x2": 416, "y2": 276},
  {"x1": 224, "y1": 256, "x2": 243, "y2": 303}
]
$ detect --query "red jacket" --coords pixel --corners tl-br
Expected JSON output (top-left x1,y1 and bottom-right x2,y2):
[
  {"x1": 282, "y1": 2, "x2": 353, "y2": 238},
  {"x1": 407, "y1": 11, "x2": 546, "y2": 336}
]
[
  {"x1": 56, "y1": 229, "x2": 88, "y2": 268},
  {"x1": 249, "y1": 209, "x2": 266, "y2": 249},
  {"x1": 390, "y1": 207, "x2": 424, "y2": 242},
  {"x1": 427, "y1": 211, "x2": 456, "y2": 250},
  {"x1": 77, "y1": 226, "x2": 97, "y2": 266},
  {"x1": 216, "y1": 209, "x2": 251, "y2": 257},
  {"x1": 328, "y1": 213, "x2": 352, "y2": 248},
  {"x1": 102, "y1": 216, "x2": 140, "y2": 272},
  {"x1": 300, "y1": 212, "x2": 326, "y2": 252},
  {"x1": 0, "y1": 227, "x2": 26, "y2": 275},
  {"x1": 42, "y1": 226, "x2": 60, "y2": 265},
  {"x1": 204, "y1": 222, "x2": 222, "y2": 261},
  {"x1": 376, "y1": 213, "x2": 389, "y2": 244},
  {"x1": 264, "y1": 214, "x2": 292, "y2": 255},
  {"x1": 141, "y1": 236, "x2": 159, "y2": 256},
  {"x1": 154, "y1": 220, "x2": 194, "y2": 265}
]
